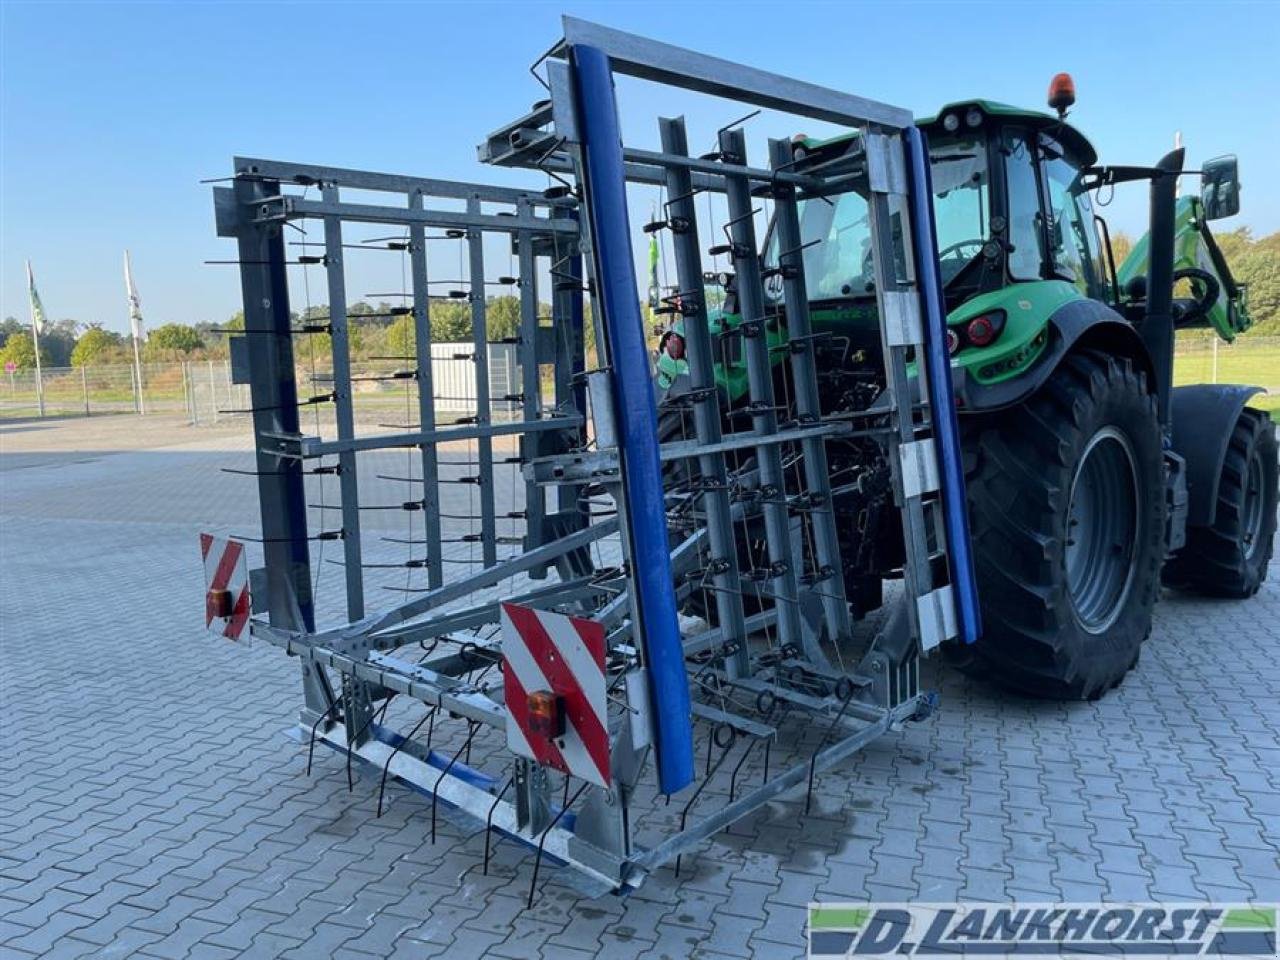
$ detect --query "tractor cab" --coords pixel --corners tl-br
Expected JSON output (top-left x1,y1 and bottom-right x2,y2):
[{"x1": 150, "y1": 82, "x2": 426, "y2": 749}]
[
  {"x1": 657, "y1": 100, "x2": 1118, "y2": 402},
  {"x1": 768, "y1": 100, "x2": 1108, "y2": 320}
]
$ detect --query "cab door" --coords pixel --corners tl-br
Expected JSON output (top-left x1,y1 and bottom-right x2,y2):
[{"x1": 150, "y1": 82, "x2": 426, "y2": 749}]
[{"x1": 1039, "y1": 139, "x2": 1110, "y2": 301}]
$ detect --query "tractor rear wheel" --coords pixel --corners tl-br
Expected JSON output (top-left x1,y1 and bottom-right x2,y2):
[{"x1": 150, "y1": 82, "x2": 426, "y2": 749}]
[
  {"x1": 965, "y1": 351, "x2": 1165, "y2": 699},
  {"x1": 1163, "y1": 408, "x2": 1277, "y2": 598}
]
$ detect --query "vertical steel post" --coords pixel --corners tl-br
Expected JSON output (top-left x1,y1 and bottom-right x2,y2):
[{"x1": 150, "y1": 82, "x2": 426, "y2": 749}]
[
  {"x1": 902, "y1": 127, "x2": 980, "y2": 644},
  {"x1": 320, "y1": 186, "x2": 366, "y2": 620},
  {"x1": 718, "y1": 127, "x2": 805, "y2": 657},
  {"x1": 865, "y1": 130, "x2": 933, "y2": 643},
  {"x1": 551, "y1": 232, "x2": 586, "y2": 519},
  {"x1": 658, "y1": 116, "x2": 748, "y2": 675},
  {"x1": 767, "y1": 137, "x2": 853, "y2": 649},
  {"x1": 80, "y1": 365, "x2": 89, "y2": 417},
  {"x1": 409, "y1": 190, "x2": 444, "y2": 589},
  {"x1": 517, "y1": 205, "x2": 545, "y2": 557},
  {"x1": 231, "y1": 174, "x2": 324, "y2": 710},
  {"x1": 466, "y1": 200, "x2": 499, "y2": 567},
  {"x1": 570, "y1": 43, "x2": 693, "y2": 794}
]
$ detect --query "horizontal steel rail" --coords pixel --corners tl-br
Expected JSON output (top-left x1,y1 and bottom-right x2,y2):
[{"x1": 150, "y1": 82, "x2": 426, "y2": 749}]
[
  {"x1": 557, "y1": 17, "x2": 914, "y2": 129},
  {"x1": 234, "y1": 156, "x2": 575, "y2": 206}
]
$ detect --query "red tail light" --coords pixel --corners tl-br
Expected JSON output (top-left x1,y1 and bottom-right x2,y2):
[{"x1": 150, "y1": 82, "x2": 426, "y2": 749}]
[
  {"x1": 662, "y1": 331, "x2": 686, "y2": 360},
  {"x1": 527, "y1": 690, "x2": 565, "y2": 739},
  {"x1": 965, "y1": 311, "x2": 1005, "y2": 348},
  {"x1": 946, "y1": 328, "x2": 961, "y2": 355}
]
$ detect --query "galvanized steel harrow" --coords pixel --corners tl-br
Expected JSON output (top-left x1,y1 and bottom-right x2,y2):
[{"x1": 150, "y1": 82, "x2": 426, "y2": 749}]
[{"x1": 207, "y1": 17, "x2": 978, "y2": 900}]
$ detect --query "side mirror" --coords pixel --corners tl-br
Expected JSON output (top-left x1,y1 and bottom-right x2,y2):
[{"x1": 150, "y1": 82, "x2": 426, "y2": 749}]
[{"x1": 1201, "y1": 155, "x2": 1240, "y2": 220}]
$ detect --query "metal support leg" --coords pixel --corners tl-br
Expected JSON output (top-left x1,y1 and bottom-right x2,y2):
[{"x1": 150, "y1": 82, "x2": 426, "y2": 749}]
[
  {"x1": 767, "y1": 138, "x2": 852, "y2": 649},
  {"x1": 570, "y1": 42, "x2": 694, "y2": 794},
  {"x1": 518, "y1": 207, "x2": 546, "y2": 559},
  {"x1": 864, "y1": 129, "x2": 937, "y2": 648},
  {"x1": 320, "y1": 186, "x2": 365, "y2": 620},
  {"x1": 718, "y1": 127, "x2": 806, "y2": 658},
  {"x1": 409, "y1": 190, "x2": 444, "y2": 589},
  {"x1": 229, "y1": 173, "x2": 326, "y2": 711},
  {"x1": 659, "y1": 117, "x2": 748, "y2": 675},
  {"x1": 466, "y1": 200, "x2": 498, "y2": 567}
]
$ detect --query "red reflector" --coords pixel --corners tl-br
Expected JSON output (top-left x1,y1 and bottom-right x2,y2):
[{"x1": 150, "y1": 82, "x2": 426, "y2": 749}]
[
  {"x1": 663, "y1": 332, "x2": 686, "y2": 361},
  {"x1": 206, "y1": 588, "x2": 233, "y2": 620},
  {"x1": 527, "y1": 690, "x2": 565, "y2": 739},
  {"x1": 966, "y1": 313, "x2": 1000, "y2": 347}
]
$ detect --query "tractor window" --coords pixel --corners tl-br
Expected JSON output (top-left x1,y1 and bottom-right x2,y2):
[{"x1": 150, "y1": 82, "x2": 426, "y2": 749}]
[
  {"x1": 1044, "y1": 156, "x2": 1102, "y2": 296},
  {"x1": 929, "y1": 137, "x2": 989, "y2": 286},
  {"x1": 761, "y1": 189, "x2": 875, "y2": 303},
  {"x1": 1003, "y1": 131, "x2": 1045, "y2": 280}
]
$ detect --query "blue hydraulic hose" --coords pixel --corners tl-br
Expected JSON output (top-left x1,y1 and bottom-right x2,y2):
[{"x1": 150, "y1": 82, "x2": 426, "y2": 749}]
[
  {"x1": 903, "y1": 126, "x2": 982, "y2": 645},
  {"x1": 569, "y1": 43, "x2": 694, "y2": 793}
]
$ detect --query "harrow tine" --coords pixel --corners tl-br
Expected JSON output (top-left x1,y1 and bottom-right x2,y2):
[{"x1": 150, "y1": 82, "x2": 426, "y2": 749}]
[
  {"x1": 527, "y1": 781, "x2": 589, "y2": 910},
  {"x1": 377, "y1": 706, "x2": 438, "y2": 818}
]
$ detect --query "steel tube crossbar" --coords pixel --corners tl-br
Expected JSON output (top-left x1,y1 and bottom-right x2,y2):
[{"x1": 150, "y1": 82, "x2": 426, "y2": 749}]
[
  {"x1": 265, "y1": 415, "x2": 584, "y2": 459},
  {"x1": 557, "y1": 17, "x2": 914, "y2": 129},
  {"x1": 234, "y1": 156, "x2": 572, "y2": 207},
  {"x1": 260, "y1": 197, "x2": 577, "y2": 236}
]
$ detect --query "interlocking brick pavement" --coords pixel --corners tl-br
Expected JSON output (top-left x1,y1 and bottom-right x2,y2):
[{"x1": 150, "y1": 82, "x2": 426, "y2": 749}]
[{"x1": 2, "y1": 414, "x2": 1278, "y2": 959}]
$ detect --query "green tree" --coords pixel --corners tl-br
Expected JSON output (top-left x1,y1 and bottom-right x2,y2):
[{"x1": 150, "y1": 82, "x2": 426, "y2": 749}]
[
  {"x1": 486, "y1": 296, "x2": 521, "y2": 341},
  {"x1": 1217, "y1": 228, "x2": 1280, "y2": 335},
  {"x1": 1, "y1": 316, "x2": 25, "y2": 349},
  {"x1": 71, "y1": 327, "x2": 123, "y2": 366},
  {"x1": 146, "y1": 323, "x2": 204, "y2": 356},
  {"x1": 41, "y1": 319, "x2": 77, "y2": 367},
  {"x1": 387, "y1": 315, "x2": 416, "y2": 357},
  {"x1": 0, "y1": 332, "x2": 46, "y2": 370},
  {"x1": 430, "y1": 300, "x2": 472, "y2": 342}
]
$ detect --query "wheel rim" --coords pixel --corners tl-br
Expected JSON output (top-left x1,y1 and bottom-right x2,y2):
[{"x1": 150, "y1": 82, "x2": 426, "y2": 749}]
[
  {"x1": 1066, "y1": 426, "x2": 1140, "y2": 634},
  {"x1": 1242, "y1": 449, "x2": 1265, "y2": 562}
]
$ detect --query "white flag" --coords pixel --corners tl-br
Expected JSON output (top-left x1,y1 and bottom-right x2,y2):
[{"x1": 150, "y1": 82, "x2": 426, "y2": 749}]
[
  {"x1": 124, "y1": 250, "x2": 147, "y2": 342},
  {"x1": 26, "y1": 260, "x2": 48, "y2": 336}
]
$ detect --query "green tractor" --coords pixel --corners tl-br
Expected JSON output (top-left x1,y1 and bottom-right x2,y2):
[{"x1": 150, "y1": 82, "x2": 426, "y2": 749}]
[{"x1": 655, "y1": 78, "x2": 1278, "y2": 699}]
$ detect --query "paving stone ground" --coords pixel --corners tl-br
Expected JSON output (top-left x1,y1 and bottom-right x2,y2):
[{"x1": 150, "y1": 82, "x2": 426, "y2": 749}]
[{"x1": 2, "y1": 414, "x2": 1278, "y2": 960}]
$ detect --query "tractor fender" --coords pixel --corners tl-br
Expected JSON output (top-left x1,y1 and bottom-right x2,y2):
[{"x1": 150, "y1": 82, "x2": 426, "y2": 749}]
[
  {"x1": 1169, "y1": 384, "x2": 1265, "y2": 527},
  {"x1": 955, "y1": 298, "x2": 1156, "y2": 413}
]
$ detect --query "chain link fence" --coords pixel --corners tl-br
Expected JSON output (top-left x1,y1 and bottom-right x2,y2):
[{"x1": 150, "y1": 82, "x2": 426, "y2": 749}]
[{"x1": 2, "y1": 337, "x2": 1273, "y2": 422}]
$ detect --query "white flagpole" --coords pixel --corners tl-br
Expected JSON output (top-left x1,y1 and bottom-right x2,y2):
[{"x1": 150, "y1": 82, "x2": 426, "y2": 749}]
[
  {"x1": 25, "y1": 260, "x2": 45, "y2": 418},
  {"x1": 125, "y1": 250, "x2": 146, "y2": 414}
]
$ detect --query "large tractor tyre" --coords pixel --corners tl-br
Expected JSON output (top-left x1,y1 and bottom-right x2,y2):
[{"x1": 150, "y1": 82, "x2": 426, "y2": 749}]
[
  {"x1": 965, "y1": 351, "x2": 1165, "y2": 699},
  {"x1": 1163, "y1": 408, "x2": 1278, "y2": 598}
]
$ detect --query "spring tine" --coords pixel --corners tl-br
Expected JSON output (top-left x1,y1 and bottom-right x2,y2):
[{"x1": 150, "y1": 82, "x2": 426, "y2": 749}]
[
  {"x1": 377, "y1": 706, "x2": 438, "y2": 818},
  {"x1": 803, "y1": 688, "x2": 856, "y2": 816},
  {"x1": 346, "y1": 695, "x2": 396, "y2": 792},
  {"x1": 431, "y1": 722, "x2": 482, "y2": 843},
  {"x1": 482, "y1": 775, "x2": 515, "y2": 875},
  {"x1": 527, "y1": 781, "x2": 590, "y2": 910},
  {"x1": 306, "y1": 700, "x2": 343, "y2": 777}
]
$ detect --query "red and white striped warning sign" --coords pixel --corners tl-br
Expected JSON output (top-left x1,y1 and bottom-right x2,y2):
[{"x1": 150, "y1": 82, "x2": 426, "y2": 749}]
[
  {"x1": 200, "y1": 533, "x2": 250, "y2": 642},
  {"x1": 501, "y1": 602, "x2": 610, "y2": 788}
]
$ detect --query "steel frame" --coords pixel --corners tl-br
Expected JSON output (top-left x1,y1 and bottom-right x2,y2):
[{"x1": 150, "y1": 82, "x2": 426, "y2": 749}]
[{"x1": 211, "y1": 17, "x2": 977, "y2": 898}]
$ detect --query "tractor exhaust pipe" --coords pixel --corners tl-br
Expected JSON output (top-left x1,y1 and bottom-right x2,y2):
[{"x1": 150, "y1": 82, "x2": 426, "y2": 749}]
[{"x1": 1141, "y1": 146, "x2": 1185, "y2": 430}]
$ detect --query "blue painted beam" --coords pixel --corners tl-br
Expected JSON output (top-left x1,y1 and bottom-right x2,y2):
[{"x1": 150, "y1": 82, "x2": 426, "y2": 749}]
[
  {"x1": 902, "y1": 126, "x2": 982, "y2": 645},
  {"x1": 568, "y1": 43, "x2": 694, "y2": 793}
]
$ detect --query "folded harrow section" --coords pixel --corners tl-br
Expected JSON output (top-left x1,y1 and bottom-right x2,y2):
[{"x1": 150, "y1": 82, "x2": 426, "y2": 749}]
[{"x1": 207, "y1": 16, "x2": 977, "y2": 899}]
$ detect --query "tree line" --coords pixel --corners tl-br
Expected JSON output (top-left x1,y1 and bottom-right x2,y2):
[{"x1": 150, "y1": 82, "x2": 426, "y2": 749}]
[
  {"x1": 0, "y1": 295, "x2": 547, "y2": 370},
  {"x1": 1, "y1": 226, "x2": 1276, "y2": 371}
]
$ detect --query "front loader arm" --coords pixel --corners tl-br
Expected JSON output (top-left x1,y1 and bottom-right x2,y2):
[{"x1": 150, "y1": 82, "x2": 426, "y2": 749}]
[{"x1": 1118, "y1": 195, "x2": 1251, "y2": 342}]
